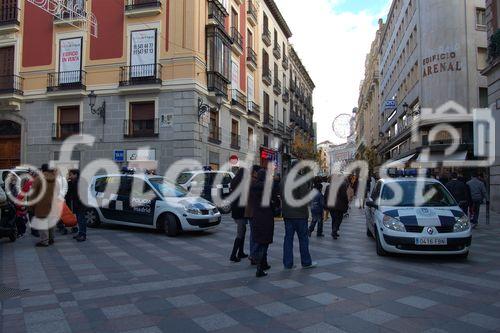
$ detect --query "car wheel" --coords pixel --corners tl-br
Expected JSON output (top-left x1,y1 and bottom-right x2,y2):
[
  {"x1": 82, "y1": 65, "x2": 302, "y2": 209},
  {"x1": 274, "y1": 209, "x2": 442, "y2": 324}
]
[
  {"x1": 366, "y1": 227, "x2": 373, "y2": 238},
  {"x1": 457, "y1": 251, "x2": 469, "y2": 260},
  {"x1": 374, "y1": 228, "x2": 387, "y2": 256},
  {"x1": 164, "y1": 214, "x2": 180, "y2": 237},
  {"x1": 85, "y1": 209, "x2": 101, "y2": 228}
]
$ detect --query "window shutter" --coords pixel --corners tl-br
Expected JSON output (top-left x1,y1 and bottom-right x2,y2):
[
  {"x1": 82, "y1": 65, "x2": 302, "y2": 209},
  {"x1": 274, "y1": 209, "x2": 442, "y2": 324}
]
[
  {"x1": 59, "y1": 106, "x2": 79, "y2": 124},
  {"x1": 131, "y1": 102, "x2": 155, "y2": 121}
]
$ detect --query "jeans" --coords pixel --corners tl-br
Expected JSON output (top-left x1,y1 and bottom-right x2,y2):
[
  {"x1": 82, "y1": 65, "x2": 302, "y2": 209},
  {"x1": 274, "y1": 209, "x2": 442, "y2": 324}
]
[
  {"x1": 77, "y1": 212, "x2": 86, "y2": 237},
  {"x1": 39, "y1": 227, "x2": 55, "y2": 245},
  {"x1": 283, "y1": 218, "x2": 313, "y2": 268},
  {"x1": 308, "y1": 213, "x2": 323, "y2": 235},
  {"x1": 331, "y1": 210, "x2": 344, "y2": 234},
  {"x1": 470, "y1": 201, "x2": 482, "y2": 225}
]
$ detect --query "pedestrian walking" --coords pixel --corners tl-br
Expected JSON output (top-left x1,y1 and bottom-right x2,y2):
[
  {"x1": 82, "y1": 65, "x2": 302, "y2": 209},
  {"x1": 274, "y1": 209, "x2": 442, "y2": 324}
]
[
  {"x1": 229, "y1": 168, "x2": 249, "y2": 262},
  {"x1": 324, "y1": 177, "x2": 349, "y2": 239},
  {"x1": 467, "y1": 171, "x2": 489, "y2": 228},
  {"x1": 66, "y1": 169, "x2": 87, "y2": 242},
  {"x1": 281, "y1": 164, "x2": 316, "y2": 270},
  {"x1": 245, "y1": 165, "x2": 262, "y2": 265},
  {"x1": 446, "y1": 172, "x2": 471, "y2": 214},
  {"x1": 308, "y1": 181, "x2": 325, "y2": 237},
  {"x1": 29, "y1": 165, "x2": 60, "y2": 247},
  {"x1": 248, "y1": 168, "x2": 277, "y2": 277}
]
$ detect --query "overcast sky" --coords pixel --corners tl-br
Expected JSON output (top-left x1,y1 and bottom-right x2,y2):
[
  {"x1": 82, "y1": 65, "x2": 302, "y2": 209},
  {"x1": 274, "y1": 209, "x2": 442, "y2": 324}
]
[{"x1": 275, "y1": 0, "x2": 392, "y2": 144}]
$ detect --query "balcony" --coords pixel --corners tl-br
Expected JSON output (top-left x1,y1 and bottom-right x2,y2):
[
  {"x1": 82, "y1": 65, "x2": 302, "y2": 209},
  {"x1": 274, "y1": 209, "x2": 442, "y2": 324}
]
[
  {"x1": 125, "y1": 0, "x2": 162, "y2": 18},
  {"x1": 273, "y1": 78, "x2": 281, "y2": 96},
  {"x1": 263, "y1": 113, "x2": 274, "y2": 129},
  {"x1": 53, "y1": 6, "x2": 87, "y2": 27},
  {"x1": 247, "y1": 101, "x2": 260, "y2": 123},
  {"x1": 124, "y1": 118, "x2": 159, "y2": 138},
  {"x1": 246, "y1": 47, "x2": 257, "y2": 71},
  {"x1": 207, "y1": 71, "x2": 229, "y2": 99},
  {"x1": 0, "y1": 75, "x2": 23, "y2": 111},
  {"x1": 231, "y1": 27, "x2": 243, "y2": 56},
  {"x1": 262, "y1": 68, "x2": 272, "y2": 86},
  {"x1": 208, "y1": 0, "x2": 228, "y2": 29},
  {"x1": 282, "y1": 88, "x2": 290, "y2": 103},
  {"x1": 47, "y1": 70, "x2": 86, "y2": 93},
  {"x1": 488, "y1": 29, "x2": 500, "y2": 64},
  {"x1": 290, "y1": 80, "x2": 296, "y2": 93},
  {"x1": 231, "y1": 89, "x2": 246, "y2": 114},
  {"x1": 247, "y1": 0, "x2": 257, "y2": 26},
  {"x1": 231, "y1": 133, "x2": 241, "y2": 150},
  {"x1": 0, "y1": 2, "x2": 20, "y2": 33},
  {"x1": 208, "y1": 125, "x2": 222, "y2": 144},
  {"x1": 273, "y1": 44, "x2": 281, "y2": 59},
  {"x1": 282, "y1": 54, "x2": 289, "y2": 70},
  {"x1": 52, "y1": 122, "x2": 82, "y2": 140},
  {"x1": 262, "y1": 27, "x2": 271, "y2": 47},
  {"x1": 119, "y1": 64, "x2": 162, "y2": 91},
  {"x1": 277, "y1": 120, "x2": 285, "y2": 133}
]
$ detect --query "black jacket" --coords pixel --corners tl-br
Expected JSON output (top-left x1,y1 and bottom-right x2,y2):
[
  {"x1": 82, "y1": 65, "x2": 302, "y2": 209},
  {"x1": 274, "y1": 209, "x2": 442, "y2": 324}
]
[
  {"x1": 324, "y1": 182, "x2": 349, "y2": 213},
  {"x1": 249, "y1": 176, "x2": 277, "y2": 245},
  {"x1": 230, "y1": 176, "x2": 246, "y2": 219},
  {"x1": 65, "y1": 178, "x2": 85, "y2": 214},
  {"x1": 446, "y1": 179, "x2": 471, "y2": 204}
]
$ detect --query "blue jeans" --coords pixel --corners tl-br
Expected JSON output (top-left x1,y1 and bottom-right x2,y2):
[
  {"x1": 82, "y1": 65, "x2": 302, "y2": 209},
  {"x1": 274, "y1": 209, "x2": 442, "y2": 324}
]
[
  {"x1": 309, "y1": 212, "x2": 324, "y2": 235},
  {"x1": 283, "y1": 218, "x2": 312, "y2": 268},
  {"x1": 77, "y1": 212, "x2": 86, "y2": 237}
]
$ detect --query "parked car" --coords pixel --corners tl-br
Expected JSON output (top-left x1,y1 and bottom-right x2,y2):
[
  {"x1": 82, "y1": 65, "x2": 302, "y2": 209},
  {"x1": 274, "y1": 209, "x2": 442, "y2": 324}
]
[
  {"x1": 365, "y1": 178, "x2": 471, "y2": 258},
  {"x1": 85, "y1": 173, "x2": 221, "y2": 237},
  {"x1": 176, "y1": 170, "x2": 234, "y2": 214}
]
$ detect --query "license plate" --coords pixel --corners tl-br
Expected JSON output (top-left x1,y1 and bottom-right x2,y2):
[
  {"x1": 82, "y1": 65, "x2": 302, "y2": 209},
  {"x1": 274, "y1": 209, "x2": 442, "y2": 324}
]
[{"x1": 415, "y1": 237, "x2": 447, "y2": 245}]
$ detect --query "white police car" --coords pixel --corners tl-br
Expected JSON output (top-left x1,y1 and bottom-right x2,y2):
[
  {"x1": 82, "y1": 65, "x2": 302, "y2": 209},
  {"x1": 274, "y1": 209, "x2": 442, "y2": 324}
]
[
  {"x1": 85, "y1": 174, "x2": 221, "y2": 237},
  {"x1": 365, "y1": 178, "x2": 471, "y2": 258}
]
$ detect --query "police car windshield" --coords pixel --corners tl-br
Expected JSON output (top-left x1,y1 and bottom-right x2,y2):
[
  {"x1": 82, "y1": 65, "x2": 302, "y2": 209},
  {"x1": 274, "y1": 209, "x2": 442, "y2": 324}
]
[
  {"x1": 380, "y1": 181, "x2": 457, "y2": 207},
  {"x1": 176, "y1": 172, "x2": 194, "y2": 185},
  {"x1": 149, "y1": 178, "x2": 188, "y2": 198}
]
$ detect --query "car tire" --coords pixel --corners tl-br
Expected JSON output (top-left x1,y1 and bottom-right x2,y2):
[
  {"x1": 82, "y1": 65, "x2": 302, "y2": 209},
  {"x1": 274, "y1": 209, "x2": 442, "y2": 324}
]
[
  {"x1": 85, "y1": 209, "x2": 101, "y2": 228},
  {"x1": 164, "y1": 214, "x2": 180, "y2": 237},
  {"x1": 374, "y1": 228, "x2": 387, "y2": 256},
  {"x1": 8, "y1": 229, "x2": 18, "y2": 242},
  {"x1": 366, "y1": 227, "x2": 373, "y2": 238},
  {"x1": 457, "y1": 251, "x2": 469, "y2": 260}
]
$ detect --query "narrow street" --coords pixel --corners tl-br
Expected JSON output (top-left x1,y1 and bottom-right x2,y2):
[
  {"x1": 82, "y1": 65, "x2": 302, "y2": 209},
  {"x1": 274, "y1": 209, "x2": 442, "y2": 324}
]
[{"x1": 2, "y1": 208, "x2": 500, "y2": 333}]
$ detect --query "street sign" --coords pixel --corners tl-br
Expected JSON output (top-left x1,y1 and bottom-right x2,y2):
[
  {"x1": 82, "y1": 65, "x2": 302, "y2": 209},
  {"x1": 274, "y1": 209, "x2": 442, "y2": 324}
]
[
  {"x1": 114, "y1": 150, "x2": 125, "y2": 163},
  {"x1": 384, "y1": 99, "x2": 397, "y2": 109}
]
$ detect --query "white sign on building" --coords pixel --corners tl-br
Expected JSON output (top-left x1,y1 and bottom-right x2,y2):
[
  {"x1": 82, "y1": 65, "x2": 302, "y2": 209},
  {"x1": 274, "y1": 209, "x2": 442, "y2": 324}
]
[
  {"x1": 130, "y1": 29, "x2": 157, "y2": 77},
  {"x1": 59, "y1": 37, "x2": 82, "y2": 84}
]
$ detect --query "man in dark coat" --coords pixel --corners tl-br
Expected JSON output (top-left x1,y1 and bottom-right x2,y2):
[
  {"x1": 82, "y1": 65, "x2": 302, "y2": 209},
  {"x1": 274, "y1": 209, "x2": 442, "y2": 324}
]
[
  {"x1": 66, "y1": 169, "x2": 87, "y2": 242},
  {"x1": 249, "y1": 169, "x2": 277, "y2": 277},
  {"x1": 244, "y1": 165, "x2": 261, "y2": 264},
  {"x1": 229, "y1": 168, "x2": 249, "y2": 262},
  {"x1": 445, "y1": 172, "x2": 471, "y2": 214},
  {"x1": 324, "y1": 177, "x2": 349, "y2": 239}
]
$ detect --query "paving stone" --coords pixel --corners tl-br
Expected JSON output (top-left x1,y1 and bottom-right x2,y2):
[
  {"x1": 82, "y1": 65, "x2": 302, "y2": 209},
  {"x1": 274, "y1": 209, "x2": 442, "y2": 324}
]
[
  {"x1": 353, "y1": 308, "x2": 399, "y2": 324},
  {"x1": 193, "y1": 312, "x2": 238, "y2": 331},
  {"x1": 310, "y1": 272, "x2": 342, "y2": 281},
  {"x1": 255, "y1": 302, "x2": 297, "y2": 317},
  {"x1": 102, "y1": 304, "x2": 142, "y2": 319},
  {"x1": 348, "y1": 283, "x2": 385, "y2": 294},
  {"x1": 167, "y1": 294, "x2": 205, "y2": 308},
  {"x1": 459, "y1": 312, "x2": 500, "y2": 330},
  {"x1": 222, "y1": 286, "x2": 258, "y2": 297},
  {"x1": 300, "y1": 322, "x2": 347, "y2": 333},
  {"x1": 397, "y1": 296, "x2": 438, "y2": 309},
  {"x1": 270, "y1": 279, "x2": 303, "y2": 289},
  {"x1": 306, "y1": 293, "x2": 343, "y2": 305}
]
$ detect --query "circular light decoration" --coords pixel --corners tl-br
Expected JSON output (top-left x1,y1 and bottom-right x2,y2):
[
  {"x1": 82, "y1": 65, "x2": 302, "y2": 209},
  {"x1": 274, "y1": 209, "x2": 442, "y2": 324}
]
[{"x1": 331, "y1": 113, "x2": 354, "y2": 139}]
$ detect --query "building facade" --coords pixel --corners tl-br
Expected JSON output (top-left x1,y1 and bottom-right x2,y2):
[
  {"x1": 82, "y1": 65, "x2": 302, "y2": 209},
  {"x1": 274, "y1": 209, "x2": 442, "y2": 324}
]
[
  {"x1": 356, "y1": 19, "x2": 384, "y2": 167},
  {"x1": 377, "y1": 0, "x2": 488, "y2": 173},
  {"x1": 483, "y1": 0, "x2": 500, "y2": 211},
  {"x1": 0, "y1": 0, "x2": 314, "y2": 174}
]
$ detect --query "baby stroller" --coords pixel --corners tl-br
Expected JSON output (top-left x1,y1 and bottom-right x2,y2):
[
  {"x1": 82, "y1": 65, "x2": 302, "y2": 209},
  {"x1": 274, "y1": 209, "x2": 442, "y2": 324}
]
[{"x1": 0, "y1": 198, "x2": 18, "y2": 242}]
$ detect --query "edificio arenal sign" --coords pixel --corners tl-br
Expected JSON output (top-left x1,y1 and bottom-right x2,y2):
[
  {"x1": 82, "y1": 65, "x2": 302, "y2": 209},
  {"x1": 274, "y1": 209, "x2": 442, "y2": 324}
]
[
  {"x1": 422, "y1": 51, "x2": 462, "y2": 77},
  {"x1": 384, "y1": 99, "x2": 397, "y2": 110}
]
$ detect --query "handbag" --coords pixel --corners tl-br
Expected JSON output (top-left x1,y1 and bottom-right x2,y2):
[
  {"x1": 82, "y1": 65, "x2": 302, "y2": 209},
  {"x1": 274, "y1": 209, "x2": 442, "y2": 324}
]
[{"x1": 61, "y1": 203, "x2": 78, "y2": 227}]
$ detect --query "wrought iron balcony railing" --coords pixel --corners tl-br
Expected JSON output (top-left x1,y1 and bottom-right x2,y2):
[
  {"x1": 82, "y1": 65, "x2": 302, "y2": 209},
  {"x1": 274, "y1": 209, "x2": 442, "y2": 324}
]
[
  {"x1": 208, "y1": 125, "x2": 222, "y2": 144},
  {"x1": 263, "y1": 113, "x2": 274, "y2": 127},
  {"x1": 125, "y1": 0, "x2": 161, "y2": 11},
  {"x1": 282, "y1": 88, "x2": 290, "y2": 103},
  {"x1": 488, "y1": 29, "x2": 500, "y2": 63},
  {"x1": 273, "y1": 43, "x2": 281, "y2": 59},
  {"x1": 231, "y1": 27, "x2": 243, "y2": 51},
  {"x1": 0, "y1": 1, "x2": 19, "y2": 25},
  {"x1": 282, "y1": 54, "x2": 289, "y2": 69},
  {"x1": 273, "y1": 78, "x2": 281, "y2": 95},
  {"x1": 124, "y1": 118, "x2": 159, "y2": 138},
  {"x1": 231, "y1": 89, "x2": 246, "y2": 109},
  {"x1": 262, "y1": 27, "x2": 271, "y2": 46},
  {"x1": 231, "y1": 133, "x2": 241, "y2": 150},
  {"x1": 207, "y1": 71, "x2": 229, "y2": 98},
  {"x1": 52, "y1": 122, "x2": 82, "y2": 140},
  {"x1": 119, "y1": 64, "x2": 162, "y2": 86},
  {"x1": 0, "y1": 75, "x2": 23, "y2": 95},
  {"x1": 247, "y1": 101, "x2": 260, "y2": 119},
  {"x1": 208, "y1": 0, "x2": 228, "y2": 28},
  {"x1": 47, "y1": 70, "x2": 86, "y2": 92},
  {"x1": 247, "y1": 0, "x2": 257, "y2": 25},
  {"x1": 262, "y1": 68, "x2": 272, "y2": 86},
  {"x1": 247, "y1": 47, "x2": 257, "y2": 68}
]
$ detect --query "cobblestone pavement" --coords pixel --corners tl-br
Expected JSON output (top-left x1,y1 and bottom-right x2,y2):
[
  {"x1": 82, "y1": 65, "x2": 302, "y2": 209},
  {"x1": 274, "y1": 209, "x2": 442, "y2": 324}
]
[{"x1": 1, "y1": 208, "x2": 500, "y2": 333}]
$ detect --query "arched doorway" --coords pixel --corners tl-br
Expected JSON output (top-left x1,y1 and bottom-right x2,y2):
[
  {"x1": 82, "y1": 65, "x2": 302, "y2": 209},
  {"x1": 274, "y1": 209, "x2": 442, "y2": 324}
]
[{"x1": 0, "y1": 120, "x2": 21, "y2": 169}]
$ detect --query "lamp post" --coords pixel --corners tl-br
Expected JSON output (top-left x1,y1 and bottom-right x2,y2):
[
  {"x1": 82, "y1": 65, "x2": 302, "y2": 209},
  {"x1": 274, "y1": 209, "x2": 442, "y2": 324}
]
[
  {"x1": 198, "y1": 93, "x2": 223, "y2": 120},
  {"x1": 88, "y1": 90, "x2": 106, "y2": 123}
]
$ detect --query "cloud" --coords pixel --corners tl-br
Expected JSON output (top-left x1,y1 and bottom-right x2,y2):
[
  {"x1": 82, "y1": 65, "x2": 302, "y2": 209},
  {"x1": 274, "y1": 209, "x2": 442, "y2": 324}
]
[{"x1": 275, "y1": 0, "x2": 391, "y2": 143}]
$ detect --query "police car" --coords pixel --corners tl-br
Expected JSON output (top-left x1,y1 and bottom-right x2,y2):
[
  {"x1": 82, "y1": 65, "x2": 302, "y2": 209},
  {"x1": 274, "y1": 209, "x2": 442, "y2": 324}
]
[
  {"x1": 85, "y1": 174, "x2": 221, "y2": 237},
  {"x1": 365, "y1": 178, "x2": 471, "y2": 258},
  {"x1": 176, "y1": 170, "x2": 234, "y2": 214}
]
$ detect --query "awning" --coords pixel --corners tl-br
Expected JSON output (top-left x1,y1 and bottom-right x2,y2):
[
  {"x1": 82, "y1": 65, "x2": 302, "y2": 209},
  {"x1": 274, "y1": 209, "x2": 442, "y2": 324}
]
[
  {"x1": 415, "y1": 151, "x2": 467, "y2": 164},
  {"x1": 386, "y1": 153, "x2": 416, "y2": 167}
]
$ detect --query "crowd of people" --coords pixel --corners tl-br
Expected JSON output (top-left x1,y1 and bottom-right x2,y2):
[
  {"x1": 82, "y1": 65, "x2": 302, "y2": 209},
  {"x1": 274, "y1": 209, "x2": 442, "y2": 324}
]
[{"x1": 0, "y1": 164, "x2": 88, "y2": 247}]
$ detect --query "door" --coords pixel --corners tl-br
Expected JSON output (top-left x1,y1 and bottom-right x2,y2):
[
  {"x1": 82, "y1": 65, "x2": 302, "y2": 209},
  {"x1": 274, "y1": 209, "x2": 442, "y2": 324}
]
[
  {"x1": 0, "y1": 46, "x2": 14, "y2": 91},
  {"x1": 367, "y1": 181, "x2": 382, "y2": 232},
  {"x1": 127, "y1": 177, "x2": 156, "y2": 226},
  {"x1": 0, "y1": 120, "x2": 20, "y2": 169}
]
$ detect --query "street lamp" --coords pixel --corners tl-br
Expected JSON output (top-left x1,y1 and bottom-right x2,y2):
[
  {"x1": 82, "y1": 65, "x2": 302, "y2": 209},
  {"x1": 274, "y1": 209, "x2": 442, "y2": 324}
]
[
  {"x1": 198, "y1": 93, "x2": 224, "y2": 120},
  {"x1": 88, "y1": 90, "x2": 106, "y2": 123},
  {"x1": 402, "y1": 102, "x2": 409, "y2": 114}
]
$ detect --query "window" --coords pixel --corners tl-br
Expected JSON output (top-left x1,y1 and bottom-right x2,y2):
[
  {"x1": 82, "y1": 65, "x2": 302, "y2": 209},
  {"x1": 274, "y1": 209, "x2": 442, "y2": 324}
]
[
  {"x1": 247, "y1": 29, "x2": 253, "y2": 48},
  {"x1": 476, "y1": 8, "x2": 486, "y2": 29},
  {"x1": 263, "y1": 92, "x2": 269, "y2": 116},
  {"x1": 477, "y1": 47, "x2": 487, "y2": 71},
  {"x1": 231, "y1": 60, "x2": 239, "y2": 90},
  {"x1": 248, "y1": 127, "x2": 254, "y2": 149},
  {"x1": 231, "y1": 119, "x2": 239, "y2": 148},
  {"x1": 263, "y1": 134, "x2": 269, "y2": 147},
  {"x1": 55, "y1": 105, "x2": 80, "y2": 139},
  {"x1": 206, "y1": 26, "x2": 231, "y2": 81},
  {"x1": 231, "y1": 8, "x2": 238, "y2": 30},
  {"x1": 127, "y1": 101, "x2": 156, "y2": 137},
  {"x1": 479, "y1": 87, "x2": 489, "y2": 108},
  {"x1": 263, "y1": 14, "x2": 268, "y2": 31},
  {"x1": 263, "y1": 50, "x2": 269, "y2": 72},
  {"x1": 209, "y1": 110, "x2": 220, "y2": 143}
]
